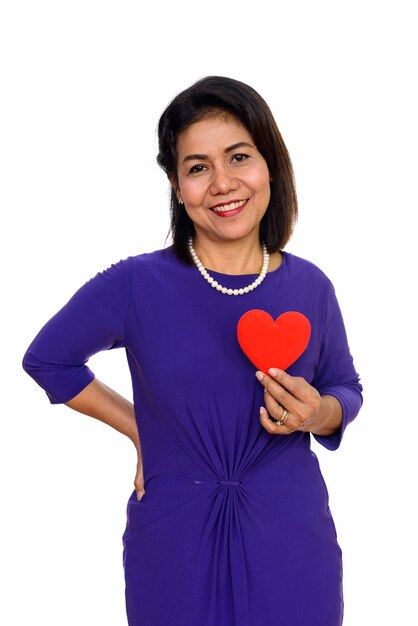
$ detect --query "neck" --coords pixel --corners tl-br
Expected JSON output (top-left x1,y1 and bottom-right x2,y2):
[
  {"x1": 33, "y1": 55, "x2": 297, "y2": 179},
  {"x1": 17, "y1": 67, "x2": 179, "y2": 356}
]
[{"x1": 191, "y1": 235, "x2": 265, "y2": 275}]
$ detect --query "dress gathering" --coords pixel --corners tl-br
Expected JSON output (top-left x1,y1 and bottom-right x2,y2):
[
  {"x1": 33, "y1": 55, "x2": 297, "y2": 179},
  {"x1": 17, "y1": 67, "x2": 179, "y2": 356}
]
[{"x1": 22, "y1": 245, "x2": 362, "y2": 626}]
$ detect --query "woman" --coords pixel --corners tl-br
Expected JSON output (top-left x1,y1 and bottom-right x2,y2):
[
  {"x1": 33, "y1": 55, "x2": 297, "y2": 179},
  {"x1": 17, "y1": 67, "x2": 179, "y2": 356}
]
[{"x1": 22, "y1": 76, "x2": 363, "y2": 626}]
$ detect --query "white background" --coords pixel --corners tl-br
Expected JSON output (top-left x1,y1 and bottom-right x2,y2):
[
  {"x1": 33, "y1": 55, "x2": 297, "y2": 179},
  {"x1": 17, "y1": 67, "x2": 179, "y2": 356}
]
[{"x1": 1, "y1": 1, "x2": 416, "y2": 624}]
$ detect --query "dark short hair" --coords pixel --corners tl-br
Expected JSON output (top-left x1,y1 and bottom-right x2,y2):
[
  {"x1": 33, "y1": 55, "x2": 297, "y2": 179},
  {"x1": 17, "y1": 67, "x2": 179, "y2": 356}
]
[{"x1": 157, "y1": 76, "x2": 298, "y2": 264}]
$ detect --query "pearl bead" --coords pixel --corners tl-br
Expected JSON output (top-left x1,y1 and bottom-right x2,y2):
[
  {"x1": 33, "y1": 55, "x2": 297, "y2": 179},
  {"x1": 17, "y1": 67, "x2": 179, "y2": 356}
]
[{"x1": 188, "y1": 237, "x2": 270, "y2": 296}]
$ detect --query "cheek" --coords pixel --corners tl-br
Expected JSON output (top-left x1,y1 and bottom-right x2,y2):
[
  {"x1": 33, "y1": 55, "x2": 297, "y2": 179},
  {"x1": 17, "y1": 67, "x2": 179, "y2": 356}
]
[
  {"x1": 251, "y1": 176, "x2": 271, "y2": 208},
  {"x1": 179, "y1": 178, "x2": 206, "y2": 205},
  {"x1": 246, "y1": 165, "x2": 271, "y2": 192},
  {"x1": 250, "y1": 171, "x2": 271, "y2": 215}
]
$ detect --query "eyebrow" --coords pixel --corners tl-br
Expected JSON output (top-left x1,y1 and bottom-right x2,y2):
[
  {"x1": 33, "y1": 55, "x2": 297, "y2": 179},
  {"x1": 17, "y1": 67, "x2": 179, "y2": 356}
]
[{"x1": 181, "y1": 141, "x2": 256, "y2": 166}]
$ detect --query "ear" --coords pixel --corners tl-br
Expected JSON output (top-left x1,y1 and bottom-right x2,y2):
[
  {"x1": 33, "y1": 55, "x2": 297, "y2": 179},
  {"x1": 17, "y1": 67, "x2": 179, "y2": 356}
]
[
  {"x1": 167, "y1": 175, "x2": 183, "y2": 205},
  {"x1": 167, "y1": 175, "x2": 179, "y2": 195}
]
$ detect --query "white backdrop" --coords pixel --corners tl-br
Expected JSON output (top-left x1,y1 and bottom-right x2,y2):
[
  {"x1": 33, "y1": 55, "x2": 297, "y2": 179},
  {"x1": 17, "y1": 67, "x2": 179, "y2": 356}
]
[{"x1": 1, "y1": 1, "x2": 416, "y2": 624}]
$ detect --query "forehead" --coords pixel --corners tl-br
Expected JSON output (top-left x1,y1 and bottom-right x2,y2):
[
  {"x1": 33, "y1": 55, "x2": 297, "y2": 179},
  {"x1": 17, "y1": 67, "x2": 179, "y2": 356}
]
[{"x1": 176, "y1": 115, "x2": 254, "y2": 155}]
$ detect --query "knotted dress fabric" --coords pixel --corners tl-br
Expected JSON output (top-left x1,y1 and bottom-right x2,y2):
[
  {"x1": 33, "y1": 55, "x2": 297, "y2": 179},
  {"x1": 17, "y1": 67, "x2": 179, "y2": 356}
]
[{"x1": 22, "y1": 247, "x2": 363, "y2": 626}]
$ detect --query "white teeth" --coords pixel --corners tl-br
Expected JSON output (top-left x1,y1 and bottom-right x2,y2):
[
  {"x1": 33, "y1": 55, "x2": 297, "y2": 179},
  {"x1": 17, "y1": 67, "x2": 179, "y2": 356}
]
[{"x1": 212, "y1": 200, "x2": 247, "y2": 213}]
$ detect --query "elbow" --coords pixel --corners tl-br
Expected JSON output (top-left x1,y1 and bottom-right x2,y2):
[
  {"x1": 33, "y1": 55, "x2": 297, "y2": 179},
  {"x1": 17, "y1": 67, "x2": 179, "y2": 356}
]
[
  {"x1": 22, "y1": 346, "x2": 45, "y2": 377},
  {"x1": 21, "y1": 348, "x2": 48, "y2": 382},
  {"x1": 21, "y1": 348, "x2": 34, "y2": 375}
]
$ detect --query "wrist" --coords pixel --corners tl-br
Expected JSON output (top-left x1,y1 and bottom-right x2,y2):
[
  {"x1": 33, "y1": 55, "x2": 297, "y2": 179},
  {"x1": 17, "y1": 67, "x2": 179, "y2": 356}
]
[{"x1": 309, "y1": 395, "x2": 342, "y2": 436}]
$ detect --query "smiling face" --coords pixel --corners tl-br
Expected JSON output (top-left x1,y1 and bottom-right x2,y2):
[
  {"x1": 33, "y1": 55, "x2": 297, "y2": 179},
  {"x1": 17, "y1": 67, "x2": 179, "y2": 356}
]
[{"x1": 175, "y1": 114, "x2": 271, "y2": 248}]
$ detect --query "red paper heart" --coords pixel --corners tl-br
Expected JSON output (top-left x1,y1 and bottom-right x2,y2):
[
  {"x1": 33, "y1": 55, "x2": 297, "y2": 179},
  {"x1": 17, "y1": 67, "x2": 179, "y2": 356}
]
[{"x1": 237, "y1": 310, "x2": 311, "y2": 374}]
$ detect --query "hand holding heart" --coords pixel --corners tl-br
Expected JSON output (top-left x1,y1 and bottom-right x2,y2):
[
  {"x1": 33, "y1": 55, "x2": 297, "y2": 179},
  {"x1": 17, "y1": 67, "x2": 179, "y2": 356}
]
[
  {"x1": 237, "y1": 309, "x2": 342, "y2": 436},
  {"x1": 256, "y1": 367, "x2": 321, "y2": 434}
]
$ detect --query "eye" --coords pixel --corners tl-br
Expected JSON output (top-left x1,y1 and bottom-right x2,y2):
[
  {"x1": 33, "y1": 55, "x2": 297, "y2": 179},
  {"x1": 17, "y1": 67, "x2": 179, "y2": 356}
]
[
  {"x1": 231, "y1": 153, "x2": 249, "y2": 163},
  {"x1": 188, "y1": 164, "x2": 206, "y2": 174}
]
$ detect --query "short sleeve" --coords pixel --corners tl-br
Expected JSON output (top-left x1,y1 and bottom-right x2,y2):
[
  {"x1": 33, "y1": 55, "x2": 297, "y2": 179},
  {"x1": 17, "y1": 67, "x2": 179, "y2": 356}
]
[
  {"x1": 311, "y1": 281, "x2": 363, "y2": 451},
  {"x1": 21, "y1": 256, "x2": 132, "y2": 404}
]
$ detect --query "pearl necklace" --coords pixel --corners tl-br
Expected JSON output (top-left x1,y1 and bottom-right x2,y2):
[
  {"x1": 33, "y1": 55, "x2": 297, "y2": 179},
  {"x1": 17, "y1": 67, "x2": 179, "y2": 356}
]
[{"x1": 188, "y1": 237, "x2": 270, "y2": 296}]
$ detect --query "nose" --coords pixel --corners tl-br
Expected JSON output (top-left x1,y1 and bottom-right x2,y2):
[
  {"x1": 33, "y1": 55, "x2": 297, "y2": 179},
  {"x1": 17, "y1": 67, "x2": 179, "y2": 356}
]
[{"x1": 209, "y1": 165, "x2": 238, "y2": 195}]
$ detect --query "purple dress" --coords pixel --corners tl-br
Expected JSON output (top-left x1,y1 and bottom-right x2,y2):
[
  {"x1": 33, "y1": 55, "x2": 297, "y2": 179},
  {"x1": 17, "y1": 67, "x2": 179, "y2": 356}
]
[{"x1": 22, "y1": 246, "x2": 362, "y2": 626}]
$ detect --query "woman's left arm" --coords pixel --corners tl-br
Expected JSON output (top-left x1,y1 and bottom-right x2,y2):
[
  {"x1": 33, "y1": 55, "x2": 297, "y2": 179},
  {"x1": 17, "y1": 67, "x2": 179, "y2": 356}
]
[{"x1": 256, "y1": 280, "x2": 363, "y2": 449}]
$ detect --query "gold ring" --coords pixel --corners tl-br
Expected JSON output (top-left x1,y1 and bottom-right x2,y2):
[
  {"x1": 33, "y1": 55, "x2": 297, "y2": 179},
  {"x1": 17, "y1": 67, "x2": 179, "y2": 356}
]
[{"x1": 275, "y1": 408, "x2": 289, "y2": 426}]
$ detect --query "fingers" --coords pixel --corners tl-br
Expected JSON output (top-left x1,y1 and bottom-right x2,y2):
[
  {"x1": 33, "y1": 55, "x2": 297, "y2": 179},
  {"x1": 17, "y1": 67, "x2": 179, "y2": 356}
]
[
  {"x1": 255, "y1": 369, "x2": 302, "y2": 415},
  {"x1": 135, "y1": 458, "x2": 145, "y2": 501},
  {"x1": 265, "y1": 368, "x2": 312, "y2": 403},
  {"x1": 263, "y1": 389, "x2": 288, "y2": 422},
  {"x1": 257, "y1": 368, "x2": 320, "y2": 412},
  {"x1": 259, "y1": 405, "x2": 294, "y2": 435},
  {"x1": 264, "y1": 368, "x2": 301, "y2": 395},
  {"x1": 263, "y1": 387, "x2": 296, "y2": 425},
  {"x1": 256, "y1": 368, "x2": 321, "y2": 435},
  {"x1": 262, "y1": 391, "x2": 299, "y2": 433}
]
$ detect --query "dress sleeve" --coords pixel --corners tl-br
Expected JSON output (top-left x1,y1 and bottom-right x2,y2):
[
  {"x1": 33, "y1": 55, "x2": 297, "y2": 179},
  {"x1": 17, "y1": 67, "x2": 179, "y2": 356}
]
[
  {"x1": 21, "y1": 256, "x2": 132, "y2": 404},
  {"x1": 311, "y1": 281, "x2": 363, "y2": 451}
]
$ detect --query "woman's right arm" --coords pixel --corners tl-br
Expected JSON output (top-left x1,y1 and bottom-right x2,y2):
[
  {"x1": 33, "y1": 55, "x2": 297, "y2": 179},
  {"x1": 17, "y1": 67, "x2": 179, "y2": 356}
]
[
  {"x1": 64, "y1": 377, "x2": 140, "y2": 453},
  {"x1": 22, "y1": 256, "x2": 146, "y2": 499},
  {"x1": 64, "y1": 378, "x2": 145, "y2": 499}
]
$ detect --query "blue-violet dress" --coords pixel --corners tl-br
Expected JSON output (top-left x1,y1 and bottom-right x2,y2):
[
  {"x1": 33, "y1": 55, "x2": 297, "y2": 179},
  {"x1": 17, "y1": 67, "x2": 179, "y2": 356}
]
[{"x1": 22, "y1": 246, "x2": 363, "y2": 626}]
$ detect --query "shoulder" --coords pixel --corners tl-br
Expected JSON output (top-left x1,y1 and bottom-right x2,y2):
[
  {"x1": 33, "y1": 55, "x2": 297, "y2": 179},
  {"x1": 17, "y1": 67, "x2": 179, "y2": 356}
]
[
  {"x1": 282, "y1": 251, "x2": 333, "y2": 291},
  {"x1": 100, "y1": 246, "x2": 177, "y2": 277},
  {"x1": 128, "y1": 245, "x2": 182, "y2": 280},
  {"x1": 129, "y1": 245, "x2": 176, "y2": 269}
]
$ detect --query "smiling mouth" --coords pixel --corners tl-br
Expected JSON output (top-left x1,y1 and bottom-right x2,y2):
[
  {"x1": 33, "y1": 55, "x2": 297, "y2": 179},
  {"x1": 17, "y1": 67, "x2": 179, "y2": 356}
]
[{"x1": 209, "y1": 199, "x2": 249, "y2": 215}]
